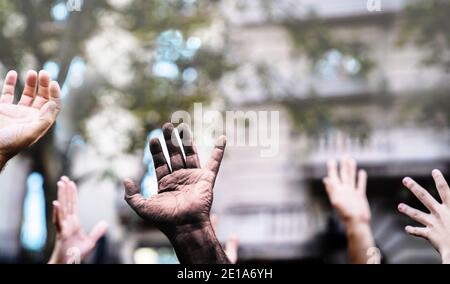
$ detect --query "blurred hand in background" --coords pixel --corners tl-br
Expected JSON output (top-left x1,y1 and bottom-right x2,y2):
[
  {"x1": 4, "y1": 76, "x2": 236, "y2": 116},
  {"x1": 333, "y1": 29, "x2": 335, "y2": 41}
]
[
  {"x1": 124, "y1": 123, "x2": 229, "y2": 264},
  {"x1": 323, "y1": 157, "x2": 376, "y2": 264},
  {"x1": 398, "y1": 170, "x2": 450, "y2": 264},
  {"x1": 0, "y1": 70, "x2": 60, "y2": 170},
  {"x1": 49, "y1": 177, "x2": 108, "y2": 264}
]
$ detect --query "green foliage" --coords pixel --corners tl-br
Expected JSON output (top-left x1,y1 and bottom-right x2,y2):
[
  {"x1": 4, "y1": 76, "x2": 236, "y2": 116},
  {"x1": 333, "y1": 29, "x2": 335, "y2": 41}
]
[
  {"x1": 283, "y1": 15, "x2": 374, "y2": 77},
  {"x1": 399, "y1": 0, "x2": 450, "y2": 70}
]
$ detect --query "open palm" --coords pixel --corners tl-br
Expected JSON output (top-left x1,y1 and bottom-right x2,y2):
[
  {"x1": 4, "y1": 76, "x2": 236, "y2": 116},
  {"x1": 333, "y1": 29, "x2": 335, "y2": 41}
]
[
  {"x1": 50, "y1": 177, "x2": 108, "y2": 264},
  {"x1": 323, "y1": 157, "x2": 370, "y2": 223},
  {"x1": 0, "y1": 70, "x2": 60, "y2": 162},
  {"x1": 124, "y1": 123, "x2": 226, "y2": 233}
]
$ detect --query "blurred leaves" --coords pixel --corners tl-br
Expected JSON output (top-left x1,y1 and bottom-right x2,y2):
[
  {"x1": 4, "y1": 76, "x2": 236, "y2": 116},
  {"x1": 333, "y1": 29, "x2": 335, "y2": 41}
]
[
  {"x1": 399, "y1": 0, "x2": 450, "y2": 70},
  {"x1": 283, "y1": 14, "x2": 374, "y2": 77}
]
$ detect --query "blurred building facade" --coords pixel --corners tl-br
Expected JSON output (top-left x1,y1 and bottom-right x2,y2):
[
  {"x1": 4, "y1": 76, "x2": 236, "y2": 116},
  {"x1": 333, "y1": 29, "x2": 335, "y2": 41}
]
[
  {"x1": 211, "y1": 0, "x2": 449, "y2": 264},
  {"x1": 1, "y1": 0, "x2": 450, "y2": 264}
]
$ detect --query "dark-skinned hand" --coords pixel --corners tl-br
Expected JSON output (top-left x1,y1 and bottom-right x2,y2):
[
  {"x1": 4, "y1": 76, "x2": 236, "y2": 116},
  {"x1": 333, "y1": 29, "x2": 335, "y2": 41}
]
[{"x1": 124, "y1": 123, "x2": 230, "y2": 264}]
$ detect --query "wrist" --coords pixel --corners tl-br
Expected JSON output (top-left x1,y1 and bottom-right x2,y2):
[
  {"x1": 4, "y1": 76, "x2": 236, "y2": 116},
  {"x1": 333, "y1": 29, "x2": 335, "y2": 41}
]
[
  {"x1": 344, "y1": 218, "x2": 370, "y2": 228},
  {"x1": 167, "y1": 221, "x2": 230, "y2": 264},
  {"x1": 441, "y1": 248, "x2": 450, "y2": 264},
  {"x1": 48, "y1": 241, "x2": 65, "y2": 264},
  {"x1": 344, "y1": 219, "x2": 373, "y2": 239}
]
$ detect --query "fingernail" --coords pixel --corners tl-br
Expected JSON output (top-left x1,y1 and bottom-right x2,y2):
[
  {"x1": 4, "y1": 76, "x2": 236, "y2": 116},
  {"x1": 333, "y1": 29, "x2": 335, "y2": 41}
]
[{"x1": 402, "y1": 177, "x2": 410, "y2": 186}]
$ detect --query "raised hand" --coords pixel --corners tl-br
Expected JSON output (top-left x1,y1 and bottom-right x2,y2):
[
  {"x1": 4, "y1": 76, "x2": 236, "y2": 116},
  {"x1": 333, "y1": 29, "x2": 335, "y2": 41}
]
[
  {"x1": 398, "y1": 170, "x2": 450, "y2": 264},
  {"x1": 323, "y1": 157, "x2": 370, "y2": 224},
  {"x1": 49, "y1": 177, "x2": 108, "y2": 264},
  {"x1": 0, "y1": 70, "x2": 60, "y2": 169},
  {"x1": 124, "y1": 123, "x2": 229, "y2": 264},
  {"x1": 323, "y1": 157, "x2": 376, "y2": 264}
]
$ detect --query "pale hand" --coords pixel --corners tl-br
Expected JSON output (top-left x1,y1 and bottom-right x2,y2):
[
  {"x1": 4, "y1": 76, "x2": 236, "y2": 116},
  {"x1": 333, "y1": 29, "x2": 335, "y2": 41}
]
[
  {"x1": 323, "y1": 157, "x2": 370, "y2": 224},
  {"x1": 0, "y1": 70, "x2": 60, "y2": 168},
  {"x1": 398, "y1": 170, "x2": 450, "y2": 264},
  {"x1": 49, "y1": 177, "x2": 108, "y2": 264}
]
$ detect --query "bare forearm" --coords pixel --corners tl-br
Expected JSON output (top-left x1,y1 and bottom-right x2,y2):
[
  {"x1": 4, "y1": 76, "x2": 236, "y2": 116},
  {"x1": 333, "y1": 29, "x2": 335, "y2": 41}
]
[
  {"x1": 168, "y1": 222, "x2": 230, "y2": 264},
  {"x1": 345, "y1": 220, "x2": 375, "y2": 264}
]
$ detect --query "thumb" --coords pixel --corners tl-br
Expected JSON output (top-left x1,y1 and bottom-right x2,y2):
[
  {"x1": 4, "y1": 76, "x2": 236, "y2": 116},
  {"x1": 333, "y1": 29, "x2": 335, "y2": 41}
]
[
  {"x1": 123, "y1": 178, "x2": 146, "y2": 212},
  {"x1": 205, "y1": 136, "x2": 227, "y2": 176},
  {"x1": 28, "y1": 101, "x2": 58, "y2": 140},
  {"x1": 89, "y1": 221, "x2": 108, "y2": 244}
]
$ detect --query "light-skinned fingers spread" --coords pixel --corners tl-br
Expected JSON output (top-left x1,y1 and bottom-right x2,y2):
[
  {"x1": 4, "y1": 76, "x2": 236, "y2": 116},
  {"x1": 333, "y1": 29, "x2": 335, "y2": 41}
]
[
  {"x1": 403, "y1": 177, "x2": 440, "y2": 213},
  {"x1": 398, "y1": 203, "x2": 431, "y2": 226}
]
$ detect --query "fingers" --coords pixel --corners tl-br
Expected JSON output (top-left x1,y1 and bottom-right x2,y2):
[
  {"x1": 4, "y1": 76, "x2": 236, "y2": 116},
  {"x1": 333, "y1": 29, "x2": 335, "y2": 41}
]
[
  {"x1": 322, "y1": 177, "x2": 334, "y2": 197},
  {"x1": 50, "y1": 81, "x2": 61, "y2": 111},
  {"x1": 339, "y1": 157, "x2": 349, "y2": 184},
  {"x1": 1, "y1": 70, "x2": 17, "y2": 104},
  {"x1": 405, "y1": 226, "x2": 429, "y2": 240},
  {"x1": 432, "y1": 169, "x2": 450, "y2": 205},
  {"x1": 60, "y1": 176, "x2": 78, "y2": 215},
  {"x1": 357, "y1": 169, "x2": 368, "y2": 194},
  {"x1": 89, "y1": 221, "x2": 109, "y2": 244},
  {"x1": 32, "y1": 70, "x2": 51, "y2": 109},
  {"x1": 25, "y1": 101, "x2": 57, "y2": 143},
  {"x1": 326, "y1": 159, "x2": 339, "y2": 183},
  {"x1": 162, "y1": 123, "x2": 185, "y2": 171},
  {"x1": 348, "y1": 158, "x2": 357, "y2": 189},
  {"x1": 25, "y1": 101, "x2": 58, "y2": 144},
  {"x1": 398, "y1": 203, "x2": 431, "y2": 226},
  {"x1": 149, "y1": 138, "x2": 171, "y2": 181},
  {"x1": 123, "y1": 178, "x2": 146, "y2": 213},
  {"x1": 403, "y1": 177, "x2": 440, "y2": 213},
  {"x1": 52, "y1": 201, "x2": 62, "y2": 233},
  {"x1": 57, "y1": 179, "x2": 68, "y2": 220},
  {"x1": 178, "y1": 123, "x2": 201, "y2": 169},
  {"x1": 18, "y1": 71, "x2": 38, "y2": 106},
  {"x1": 205, "y1": 135, "x2": 227, "y2": 176}
]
